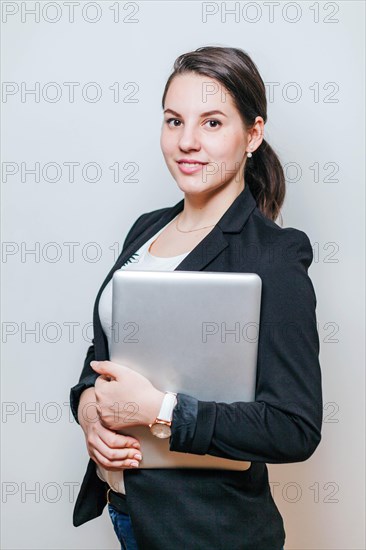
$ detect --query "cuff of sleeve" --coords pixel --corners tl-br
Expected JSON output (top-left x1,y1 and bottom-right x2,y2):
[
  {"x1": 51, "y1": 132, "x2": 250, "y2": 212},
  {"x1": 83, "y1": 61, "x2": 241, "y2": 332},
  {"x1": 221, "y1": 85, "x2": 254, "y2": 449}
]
[
  {"x1": 169, "y1": 393, "x2": 216, "y2": 455},
  {"x1": 69, "y1": 373, "x2": 98, "y2": 424}
]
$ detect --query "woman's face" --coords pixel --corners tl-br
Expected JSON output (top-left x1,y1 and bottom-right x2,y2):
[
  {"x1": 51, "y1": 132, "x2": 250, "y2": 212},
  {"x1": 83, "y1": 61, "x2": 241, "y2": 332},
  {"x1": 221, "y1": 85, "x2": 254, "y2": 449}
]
[{"x1": 160, "y1": 72, "x2": 249, "y2": 197}]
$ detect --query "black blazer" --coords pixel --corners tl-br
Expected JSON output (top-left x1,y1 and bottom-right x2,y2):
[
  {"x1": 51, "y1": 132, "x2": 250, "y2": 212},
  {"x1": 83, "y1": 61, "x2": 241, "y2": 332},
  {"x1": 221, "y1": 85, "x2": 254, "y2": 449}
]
[{"x1": 70, "y1": 183, "x2": 322, "y2": 549}]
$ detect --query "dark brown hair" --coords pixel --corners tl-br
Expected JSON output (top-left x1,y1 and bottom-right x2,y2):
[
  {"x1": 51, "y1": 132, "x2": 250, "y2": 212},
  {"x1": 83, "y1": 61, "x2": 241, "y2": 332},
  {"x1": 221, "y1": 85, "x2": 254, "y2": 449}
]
[{"x1": 161, "y1": 46, "x2": 286, "y2": 223}]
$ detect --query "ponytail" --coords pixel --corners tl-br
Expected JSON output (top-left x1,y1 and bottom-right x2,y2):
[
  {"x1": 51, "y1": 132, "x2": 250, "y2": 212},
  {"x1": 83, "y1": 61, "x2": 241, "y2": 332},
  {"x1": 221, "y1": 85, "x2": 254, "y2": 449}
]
[{"x1": 245, "y1": 139, "x2": 286, "y2": 223}]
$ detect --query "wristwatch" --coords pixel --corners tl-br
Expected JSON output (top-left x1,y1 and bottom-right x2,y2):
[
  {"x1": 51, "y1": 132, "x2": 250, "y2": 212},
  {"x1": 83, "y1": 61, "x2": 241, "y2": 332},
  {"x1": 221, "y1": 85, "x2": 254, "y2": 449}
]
[{"x1": 149, "y1": 392, "x2": 177, "y2": 439}]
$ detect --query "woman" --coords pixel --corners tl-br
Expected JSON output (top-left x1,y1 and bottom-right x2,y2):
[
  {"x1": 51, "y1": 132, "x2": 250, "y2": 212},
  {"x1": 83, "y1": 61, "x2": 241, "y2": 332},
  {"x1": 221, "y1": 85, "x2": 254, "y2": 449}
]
[{"x1": 70, "y1": 46, "x2": 322, "y2": 550}]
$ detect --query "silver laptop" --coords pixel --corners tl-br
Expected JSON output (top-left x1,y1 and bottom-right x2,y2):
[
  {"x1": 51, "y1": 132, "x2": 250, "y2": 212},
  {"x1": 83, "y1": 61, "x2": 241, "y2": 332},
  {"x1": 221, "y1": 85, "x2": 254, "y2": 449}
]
[{"x1": 110, "y1": 270, "x2": 262, "y2": 471}]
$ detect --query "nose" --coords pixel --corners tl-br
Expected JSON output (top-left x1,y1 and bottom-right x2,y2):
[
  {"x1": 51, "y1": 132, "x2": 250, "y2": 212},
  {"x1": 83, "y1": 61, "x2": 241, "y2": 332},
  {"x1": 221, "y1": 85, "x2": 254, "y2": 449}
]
[{"x1": 178, "y1": 123, "x2": 201, "y2": 151}]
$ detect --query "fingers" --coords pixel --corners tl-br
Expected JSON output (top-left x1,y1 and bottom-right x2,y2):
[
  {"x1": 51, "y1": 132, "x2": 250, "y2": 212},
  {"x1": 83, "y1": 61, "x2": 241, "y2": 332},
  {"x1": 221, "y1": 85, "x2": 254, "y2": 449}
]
[
  {"x1": 91, "y1": 446, "x2": 142, "y2": 471},
  {"x1": 85, "y1": 421, "x2": 142, "y2": 471},
  {"x1": 97, "y1": 425, "x2": 141, "y2": 450},
  {"x1": 91, "y1": 360, "x2": 121, "y2": 380},
  {"x1": 96, "y1": 433, "x2": 142, "y2": 462}
]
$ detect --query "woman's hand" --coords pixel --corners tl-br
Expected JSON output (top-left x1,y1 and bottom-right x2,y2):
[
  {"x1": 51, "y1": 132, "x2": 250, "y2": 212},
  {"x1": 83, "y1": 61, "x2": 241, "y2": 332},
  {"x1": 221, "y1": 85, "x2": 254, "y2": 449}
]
[
  {"x1": 90, "y1": 360, "x2": 165, "y2": 431},
  {"x1": 77, "y1": 387, "x2": 143, "y2": 471}
]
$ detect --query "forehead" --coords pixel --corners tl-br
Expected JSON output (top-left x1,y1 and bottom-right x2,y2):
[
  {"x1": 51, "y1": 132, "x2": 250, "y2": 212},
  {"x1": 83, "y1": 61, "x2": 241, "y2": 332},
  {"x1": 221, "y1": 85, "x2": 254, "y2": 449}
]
[{"x1": 165, "y1": 73, "x2": 235, "y2": 113}]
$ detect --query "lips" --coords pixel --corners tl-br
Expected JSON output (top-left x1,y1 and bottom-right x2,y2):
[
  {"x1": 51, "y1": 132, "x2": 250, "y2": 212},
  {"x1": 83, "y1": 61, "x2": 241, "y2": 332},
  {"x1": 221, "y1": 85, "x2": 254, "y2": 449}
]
[
  {"x1": 177, "y1": 159, "x2": 208, "y2": 165},
  {"x1": 177, "y1": 160, "x2": 208, "y2": 175}
]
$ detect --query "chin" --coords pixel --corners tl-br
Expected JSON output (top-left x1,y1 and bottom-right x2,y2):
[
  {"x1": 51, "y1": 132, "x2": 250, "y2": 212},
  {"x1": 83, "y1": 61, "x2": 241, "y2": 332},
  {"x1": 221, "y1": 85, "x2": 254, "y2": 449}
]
[{"x1": 175, "y1": 180, "x2": 212, "y2": 195}]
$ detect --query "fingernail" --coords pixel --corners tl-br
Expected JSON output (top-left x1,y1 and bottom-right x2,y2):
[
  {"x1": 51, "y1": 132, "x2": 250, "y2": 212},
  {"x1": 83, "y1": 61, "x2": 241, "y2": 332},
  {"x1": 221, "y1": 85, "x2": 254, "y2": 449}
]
[
  {"x1": 134, "y1": 454, "x2": 142, "y2": 460},
  {"x1": 130, "y1": 461, "x2": 139, "y2": 467},
  {"x1": 132, "y1": 442, "x2": 140, "y2": 448},
  {"x1": 90, "y1": 361, "x2": 98, "y2": 367}
]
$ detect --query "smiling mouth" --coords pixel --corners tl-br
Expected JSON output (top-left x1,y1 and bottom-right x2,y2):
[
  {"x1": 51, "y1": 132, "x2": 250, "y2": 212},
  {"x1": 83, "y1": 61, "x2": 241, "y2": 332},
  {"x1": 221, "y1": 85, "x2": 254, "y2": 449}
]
[
  {"x1": 177, "y1": 161, "x2": 209, "y2": 166},
  {"x1": 176, "y1": 161, "x2": 209, "y2": 175},
  {"x1": 179, "y1": 163, "x2": 205, "y2": 167}
]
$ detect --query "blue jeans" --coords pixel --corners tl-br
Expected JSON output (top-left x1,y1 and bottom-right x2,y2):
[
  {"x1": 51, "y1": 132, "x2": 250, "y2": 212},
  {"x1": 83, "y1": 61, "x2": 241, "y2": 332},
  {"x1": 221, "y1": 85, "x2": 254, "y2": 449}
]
[
  {"x1": 108, "y1": 504, "x2": 139, "y2": 550},
  {"x1": 108, "y1": 503, "x2": 285, "y2": 550}
]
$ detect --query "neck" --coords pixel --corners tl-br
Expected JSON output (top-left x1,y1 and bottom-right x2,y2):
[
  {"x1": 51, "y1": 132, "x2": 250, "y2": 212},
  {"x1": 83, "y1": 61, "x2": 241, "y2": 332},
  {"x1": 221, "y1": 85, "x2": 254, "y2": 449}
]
[{"x1": 178, "y1": 181, "x2": 245, "y2": 229}]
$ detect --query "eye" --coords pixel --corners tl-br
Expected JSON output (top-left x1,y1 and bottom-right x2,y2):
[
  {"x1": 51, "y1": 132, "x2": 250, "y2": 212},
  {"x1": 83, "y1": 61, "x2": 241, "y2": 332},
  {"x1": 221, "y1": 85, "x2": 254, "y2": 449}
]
[
  {"x1": 165, "y1": 118, "x2": 182, "y2": 127},
  {"x1": 205, "y1": 119, "x2": 222, "y2": 128}
]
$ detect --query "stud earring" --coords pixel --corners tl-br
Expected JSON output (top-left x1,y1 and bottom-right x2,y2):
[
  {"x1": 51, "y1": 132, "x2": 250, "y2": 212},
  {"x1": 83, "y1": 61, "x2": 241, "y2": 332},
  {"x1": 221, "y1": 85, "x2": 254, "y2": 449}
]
[{"x1": 247, "y1": 150, "x2": 252, "y2": 158}]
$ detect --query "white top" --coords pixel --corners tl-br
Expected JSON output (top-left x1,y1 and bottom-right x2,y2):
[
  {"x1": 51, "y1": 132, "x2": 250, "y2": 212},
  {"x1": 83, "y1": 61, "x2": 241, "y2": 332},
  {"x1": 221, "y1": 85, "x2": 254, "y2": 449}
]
[{"x1": 96, "y1": 213, "x2": 189, "y2": 494}]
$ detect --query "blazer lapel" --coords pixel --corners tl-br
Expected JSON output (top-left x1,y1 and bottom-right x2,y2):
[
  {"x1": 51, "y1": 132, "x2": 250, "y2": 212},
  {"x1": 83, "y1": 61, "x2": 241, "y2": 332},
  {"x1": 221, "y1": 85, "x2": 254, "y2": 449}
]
[
  {"x1": 174, "y1": 225, "x2": 229, "y2": 271},
  {"x1": 175, "y1": 183, "x2": 257, "y2": 271}
]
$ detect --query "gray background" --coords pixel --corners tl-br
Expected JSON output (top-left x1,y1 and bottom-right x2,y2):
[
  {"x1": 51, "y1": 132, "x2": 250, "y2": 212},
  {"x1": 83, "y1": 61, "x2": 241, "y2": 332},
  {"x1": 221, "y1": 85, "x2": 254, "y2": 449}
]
[{"x1": 1, "y1": 1, "x2": 365, "y2": 548}]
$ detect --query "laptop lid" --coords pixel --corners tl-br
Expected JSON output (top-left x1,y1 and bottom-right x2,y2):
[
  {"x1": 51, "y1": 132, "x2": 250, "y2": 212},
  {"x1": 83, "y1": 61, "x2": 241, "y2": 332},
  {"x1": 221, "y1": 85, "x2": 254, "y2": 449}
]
[{"x1": 110, "y1": 270, "x2": 261, "y2": 470}]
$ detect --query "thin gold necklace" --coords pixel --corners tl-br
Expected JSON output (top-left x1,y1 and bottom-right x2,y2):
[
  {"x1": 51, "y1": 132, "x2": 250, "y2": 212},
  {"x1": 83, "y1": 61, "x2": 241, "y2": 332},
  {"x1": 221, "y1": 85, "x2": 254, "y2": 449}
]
[
  {"x1": 148, "y1": 213, "x2": 216, "y2": 254},
  {"x1": 175, "y1": 213, "x2": 216, "y2": 233}
]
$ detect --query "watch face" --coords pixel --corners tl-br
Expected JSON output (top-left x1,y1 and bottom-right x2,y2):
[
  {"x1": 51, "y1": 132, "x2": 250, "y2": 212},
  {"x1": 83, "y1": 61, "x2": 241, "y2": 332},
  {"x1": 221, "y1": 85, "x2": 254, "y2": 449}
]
[{"x1": 150, "y1": 423, "x2": 172, "y2": 439}]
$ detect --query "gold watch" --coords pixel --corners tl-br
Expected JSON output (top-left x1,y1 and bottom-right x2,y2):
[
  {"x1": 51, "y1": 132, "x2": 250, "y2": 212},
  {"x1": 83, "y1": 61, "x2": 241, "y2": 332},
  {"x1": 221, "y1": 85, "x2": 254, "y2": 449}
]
[{"x1": 149, "y1": 392, "x2": 177, "y2": 439}]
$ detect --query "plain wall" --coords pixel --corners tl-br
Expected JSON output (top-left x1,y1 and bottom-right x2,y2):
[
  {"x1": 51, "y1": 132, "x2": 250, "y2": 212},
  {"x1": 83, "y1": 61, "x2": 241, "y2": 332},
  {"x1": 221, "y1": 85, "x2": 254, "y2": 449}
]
[{"x1": 1, "y1": 1, "x2": 365, "y2": 548}]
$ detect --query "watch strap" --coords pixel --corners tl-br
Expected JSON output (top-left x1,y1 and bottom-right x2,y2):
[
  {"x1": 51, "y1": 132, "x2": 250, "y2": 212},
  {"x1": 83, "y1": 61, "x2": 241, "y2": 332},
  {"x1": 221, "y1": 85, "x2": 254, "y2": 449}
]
[{"x1": 157, "y1": 392, "x2": 177, "y2": 422}]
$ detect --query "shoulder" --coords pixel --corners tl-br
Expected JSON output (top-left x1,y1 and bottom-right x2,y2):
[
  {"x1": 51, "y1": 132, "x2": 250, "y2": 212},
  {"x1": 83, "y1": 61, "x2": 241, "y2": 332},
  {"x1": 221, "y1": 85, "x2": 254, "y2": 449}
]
[
  {"x1": 247, "y1": 209, "x2": 317, "y2": 309},
  {"x1": 249, "y1": 207, "x2": 313, "y2": 271},
  {"x1": 239, "y1": 209, "x2": 318, "y2": 318}
]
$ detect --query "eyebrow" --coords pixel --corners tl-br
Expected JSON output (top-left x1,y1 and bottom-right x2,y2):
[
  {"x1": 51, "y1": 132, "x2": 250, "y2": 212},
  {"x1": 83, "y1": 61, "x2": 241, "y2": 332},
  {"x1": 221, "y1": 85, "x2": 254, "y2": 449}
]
[{"x1": 163, "y1": 108, "x2": 227, "y2": 118}]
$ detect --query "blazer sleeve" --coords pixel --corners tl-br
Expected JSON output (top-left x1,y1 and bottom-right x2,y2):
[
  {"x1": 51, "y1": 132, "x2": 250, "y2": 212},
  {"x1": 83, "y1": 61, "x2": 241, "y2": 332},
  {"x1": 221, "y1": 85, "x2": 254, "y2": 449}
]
[
  {"x1": 169, "y1": 230, "x2": 323, "y2": 463},
  {"x1": 69, "y1": 213, "x2": 146, "y2": 424}
]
